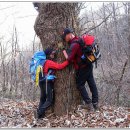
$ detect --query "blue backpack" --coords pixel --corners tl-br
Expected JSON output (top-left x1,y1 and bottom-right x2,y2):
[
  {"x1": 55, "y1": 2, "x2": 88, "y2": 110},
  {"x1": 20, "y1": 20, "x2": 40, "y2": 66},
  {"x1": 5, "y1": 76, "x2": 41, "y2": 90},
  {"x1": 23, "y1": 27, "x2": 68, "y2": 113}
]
[{"x1": 29, "y1": 51, "x2": 56, "y2": 86}]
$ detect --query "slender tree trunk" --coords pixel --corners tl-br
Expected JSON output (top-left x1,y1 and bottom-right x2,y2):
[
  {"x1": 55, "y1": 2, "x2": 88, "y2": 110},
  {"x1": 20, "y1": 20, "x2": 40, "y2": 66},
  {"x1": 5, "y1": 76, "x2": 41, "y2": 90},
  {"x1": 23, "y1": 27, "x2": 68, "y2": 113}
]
[
  {"x1": 34, "y1": 3, "x2": 81, "y2": 116},
  {"x1": 128, "y1": 2, "x2": 130, "y2": 66}
]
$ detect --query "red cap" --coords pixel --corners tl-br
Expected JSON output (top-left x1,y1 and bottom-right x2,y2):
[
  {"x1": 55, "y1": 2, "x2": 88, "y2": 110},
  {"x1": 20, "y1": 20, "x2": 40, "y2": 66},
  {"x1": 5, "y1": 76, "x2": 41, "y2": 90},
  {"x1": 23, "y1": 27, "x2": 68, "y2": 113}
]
[{"x1": 82, "y1": 35, "x2": 95, "y2": 45}]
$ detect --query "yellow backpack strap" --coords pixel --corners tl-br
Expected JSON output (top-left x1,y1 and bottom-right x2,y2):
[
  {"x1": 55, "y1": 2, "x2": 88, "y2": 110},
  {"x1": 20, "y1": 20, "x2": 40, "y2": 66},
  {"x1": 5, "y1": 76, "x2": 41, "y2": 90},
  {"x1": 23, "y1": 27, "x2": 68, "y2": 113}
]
[{"x1": 35, "y1": 66, "x2": 43, "y2": 87}]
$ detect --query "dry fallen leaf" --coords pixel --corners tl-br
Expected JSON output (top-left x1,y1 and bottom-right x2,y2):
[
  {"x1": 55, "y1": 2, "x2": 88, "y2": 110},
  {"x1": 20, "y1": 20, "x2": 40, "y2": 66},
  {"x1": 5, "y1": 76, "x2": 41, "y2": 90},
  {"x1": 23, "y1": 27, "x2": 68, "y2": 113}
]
[{"x1": 0, "y1": 98, "x2": 129, "y2": 128}]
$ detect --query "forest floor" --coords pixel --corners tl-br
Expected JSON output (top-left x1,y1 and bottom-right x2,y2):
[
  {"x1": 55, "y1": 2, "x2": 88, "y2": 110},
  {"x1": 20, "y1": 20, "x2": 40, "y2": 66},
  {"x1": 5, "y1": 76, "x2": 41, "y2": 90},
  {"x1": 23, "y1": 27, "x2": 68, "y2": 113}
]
[{"x1": 0, "y1": 98, "x2": 130, "y2": 128}]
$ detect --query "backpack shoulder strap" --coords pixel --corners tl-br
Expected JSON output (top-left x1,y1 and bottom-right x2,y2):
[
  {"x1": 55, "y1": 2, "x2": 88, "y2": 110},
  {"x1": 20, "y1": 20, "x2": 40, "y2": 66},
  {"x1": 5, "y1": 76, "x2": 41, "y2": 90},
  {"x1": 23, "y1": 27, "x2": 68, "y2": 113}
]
[
  {"x1": 71, "y1": 39, "x2": 80, "y2": 44},
  {"x1": 69, "y1": 40, "x2": 78, "y2": 51},
  {"x1": 71, "y1": 38, "x2": 85, "y2": 48}
]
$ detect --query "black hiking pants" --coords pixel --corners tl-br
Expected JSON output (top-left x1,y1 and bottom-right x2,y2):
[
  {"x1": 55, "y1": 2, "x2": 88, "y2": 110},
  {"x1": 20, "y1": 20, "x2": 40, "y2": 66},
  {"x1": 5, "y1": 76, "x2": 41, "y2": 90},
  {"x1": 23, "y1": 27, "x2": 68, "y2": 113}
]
[
  {"x1": 76, "y1": 64, "x2": 98, "y2": 104},
  {"x1": 37, "y1": 80, "x2": 54, "y2": 118}
]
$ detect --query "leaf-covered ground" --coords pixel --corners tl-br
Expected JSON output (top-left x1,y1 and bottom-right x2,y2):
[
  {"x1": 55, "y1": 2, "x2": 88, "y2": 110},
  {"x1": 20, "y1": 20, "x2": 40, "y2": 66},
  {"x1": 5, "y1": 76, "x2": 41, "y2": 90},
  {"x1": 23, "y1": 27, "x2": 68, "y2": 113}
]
[{"x1": 0, "y1": 98, "x2": 130, "y2": 128}]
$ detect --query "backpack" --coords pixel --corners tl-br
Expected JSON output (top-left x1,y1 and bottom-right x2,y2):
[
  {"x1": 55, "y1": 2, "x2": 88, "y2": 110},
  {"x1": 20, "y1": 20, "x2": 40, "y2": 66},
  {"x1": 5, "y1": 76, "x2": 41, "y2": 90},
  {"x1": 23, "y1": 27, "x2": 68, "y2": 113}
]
[
  {"x1": 29, "y1": 51, "x2": 46, "y2": 86},
  {"x1": 29, "y1": 51, "x2": 56, "y2": 87},
  {"x1": 74, "y1": 34, "x2": 101, "y2": 67}
]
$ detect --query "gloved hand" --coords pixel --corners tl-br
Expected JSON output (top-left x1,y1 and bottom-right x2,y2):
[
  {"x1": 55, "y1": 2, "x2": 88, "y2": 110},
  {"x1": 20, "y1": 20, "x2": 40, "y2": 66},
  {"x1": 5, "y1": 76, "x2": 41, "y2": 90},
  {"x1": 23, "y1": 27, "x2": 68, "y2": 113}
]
[{"x1": 57, "y1": 42, "x2": 65, "y2": 50}]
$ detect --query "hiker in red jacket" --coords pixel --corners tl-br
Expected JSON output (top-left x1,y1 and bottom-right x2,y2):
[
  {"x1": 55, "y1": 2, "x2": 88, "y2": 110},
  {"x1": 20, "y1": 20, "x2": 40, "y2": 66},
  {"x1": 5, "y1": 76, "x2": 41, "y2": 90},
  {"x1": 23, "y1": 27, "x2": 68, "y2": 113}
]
[
  {"x1": 34, "y1": 48, "x2": 69, "y2": 119},
  {"x1": 61, "y1": 28, "x2": 99, "y2": 111}
]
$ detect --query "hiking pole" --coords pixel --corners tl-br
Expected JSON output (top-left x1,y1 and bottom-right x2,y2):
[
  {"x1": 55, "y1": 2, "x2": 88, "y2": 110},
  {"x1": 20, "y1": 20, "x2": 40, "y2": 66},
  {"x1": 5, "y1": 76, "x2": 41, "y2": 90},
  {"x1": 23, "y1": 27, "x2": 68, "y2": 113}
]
[
  {"x1": 45, "y1": 70, "x2": 52, "y2": 101},
  {"x1": 45, "y1": 76, "x2": 48, "y2": 101},
  {"x1": 67, "y1": 65, "x2": 73, "y2": 118}
]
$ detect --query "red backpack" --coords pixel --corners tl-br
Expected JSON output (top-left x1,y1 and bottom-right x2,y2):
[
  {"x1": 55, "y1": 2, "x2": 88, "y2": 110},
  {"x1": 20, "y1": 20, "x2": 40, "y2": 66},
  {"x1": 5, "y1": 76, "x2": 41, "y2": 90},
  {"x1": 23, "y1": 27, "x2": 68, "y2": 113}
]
[{"x1": 75, "y1": 34, "x2": 101, "y2": 67}]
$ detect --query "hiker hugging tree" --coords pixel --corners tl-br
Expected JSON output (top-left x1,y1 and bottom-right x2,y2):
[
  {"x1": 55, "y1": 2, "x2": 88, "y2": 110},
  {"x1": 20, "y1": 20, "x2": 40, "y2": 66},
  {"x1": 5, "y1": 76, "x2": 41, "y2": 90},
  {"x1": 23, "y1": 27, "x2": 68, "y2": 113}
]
[
  {"x1": 32, "y1": 49, "x2": 69, "y2": 119},
  {"x1": 34, "y1": 3, "x2": 81, "y2": 116}
]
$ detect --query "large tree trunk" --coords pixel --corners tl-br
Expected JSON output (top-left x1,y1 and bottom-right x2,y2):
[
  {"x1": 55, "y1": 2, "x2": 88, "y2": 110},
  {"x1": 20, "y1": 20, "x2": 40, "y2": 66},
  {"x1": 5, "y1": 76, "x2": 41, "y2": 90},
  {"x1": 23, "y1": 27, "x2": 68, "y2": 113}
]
[{"x1": 34, "y1": 3, "x2": 81, "y2": 116}]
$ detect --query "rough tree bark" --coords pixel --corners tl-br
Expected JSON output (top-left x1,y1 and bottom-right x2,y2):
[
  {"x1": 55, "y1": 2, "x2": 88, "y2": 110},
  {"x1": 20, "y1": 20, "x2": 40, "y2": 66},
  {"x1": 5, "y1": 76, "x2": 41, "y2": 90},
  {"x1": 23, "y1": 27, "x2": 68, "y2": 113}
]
[{"x1": 34, "y1": 3, "x2": 81, "y2": 116}]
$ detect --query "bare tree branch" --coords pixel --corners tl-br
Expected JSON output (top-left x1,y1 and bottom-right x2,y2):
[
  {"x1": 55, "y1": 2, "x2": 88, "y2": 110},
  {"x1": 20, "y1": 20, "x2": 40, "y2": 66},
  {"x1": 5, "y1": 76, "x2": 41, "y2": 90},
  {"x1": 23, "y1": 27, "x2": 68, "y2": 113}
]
[
  {"x1": 82, "y1": 4, "x2": 124, "y2": 35},
  {"x1": 82, "y1": 13, "x2": 112, "y2": 35},
  {"x1": 0, "y1": 5, "x2": 15, "y2": 11}
]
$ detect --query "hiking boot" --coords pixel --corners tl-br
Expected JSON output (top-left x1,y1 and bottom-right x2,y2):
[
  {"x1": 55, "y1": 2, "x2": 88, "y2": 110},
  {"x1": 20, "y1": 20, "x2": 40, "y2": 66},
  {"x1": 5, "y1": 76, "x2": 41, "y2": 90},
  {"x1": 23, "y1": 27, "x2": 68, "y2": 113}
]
[
  {"x1": 34, "y1": 109, "x2": 45, "y2": 119},
  {"x1": 86, "y1": 103, "x2": 93, "y2": 111},
  {"x1": 93, "y1": 103, "x2": 99, "y2": 111},
  {"x1": 81, "y1": 103, "x2": 93, "y2": 111},
  {"x1": 34, "y1": 109, "x2": 38, "y2": 119}
]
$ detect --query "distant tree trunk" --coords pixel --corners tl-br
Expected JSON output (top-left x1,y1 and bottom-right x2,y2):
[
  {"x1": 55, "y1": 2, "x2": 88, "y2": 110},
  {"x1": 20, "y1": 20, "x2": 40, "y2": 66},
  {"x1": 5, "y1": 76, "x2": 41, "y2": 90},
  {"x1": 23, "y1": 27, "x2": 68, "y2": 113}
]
[
  {"x1": 34, "y1": 3, "x2": 81, "y2": 116},
  {"x1": 103, "y1": 3, "x2": 113, "y2": 67},
  {"x1": 128, "y1": 2, "x2": 130, "y2": 66},
  {"x1": 112, "y1": 3, "x2": 121, "y2": 60}
]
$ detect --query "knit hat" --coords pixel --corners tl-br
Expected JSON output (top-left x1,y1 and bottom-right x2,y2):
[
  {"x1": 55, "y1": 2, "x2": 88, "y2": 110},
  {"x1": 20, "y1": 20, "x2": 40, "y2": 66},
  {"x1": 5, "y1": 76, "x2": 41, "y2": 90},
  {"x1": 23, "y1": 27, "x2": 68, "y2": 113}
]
[
  {"x1": 44, "y1": 48, "x2": 53, "y2": 56},
  {"x1": 61, "y1": 28, "x2": 73, "y2": 41}
]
